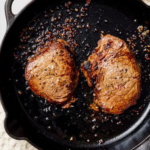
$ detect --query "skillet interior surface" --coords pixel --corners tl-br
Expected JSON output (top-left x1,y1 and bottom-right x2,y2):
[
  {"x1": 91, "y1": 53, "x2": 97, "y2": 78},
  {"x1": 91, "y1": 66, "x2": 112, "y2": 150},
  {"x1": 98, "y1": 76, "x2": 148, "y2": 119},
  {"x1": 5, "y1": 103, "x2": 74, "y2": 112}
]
[{"x1": 2, "y1": 0, "x2": 150, "y2": 148}]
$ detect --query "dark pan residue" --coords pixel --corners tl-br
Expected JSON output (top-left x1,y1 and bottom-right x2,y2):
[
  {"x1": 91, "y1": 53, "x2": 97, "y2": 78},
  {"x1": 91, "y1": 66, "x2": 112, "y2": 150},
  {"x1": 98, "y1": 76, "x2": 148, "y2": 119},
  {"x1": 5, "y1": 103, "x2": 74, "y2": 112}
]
[{"x1": 12, "y1": 0, "x2": 150, "y2": 145}]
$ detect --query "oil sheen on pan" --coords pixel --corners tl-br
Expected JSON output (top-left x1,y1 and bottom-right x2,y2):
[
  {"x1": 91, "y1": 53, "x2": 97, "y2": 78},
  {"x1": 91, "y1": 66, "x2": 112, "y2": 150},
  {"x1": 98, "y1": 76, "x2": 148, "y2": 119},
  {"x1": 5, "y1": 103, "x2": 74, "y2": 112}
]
[{"x1": 13, "y1": 0, "x2": 150, "y2": 144}]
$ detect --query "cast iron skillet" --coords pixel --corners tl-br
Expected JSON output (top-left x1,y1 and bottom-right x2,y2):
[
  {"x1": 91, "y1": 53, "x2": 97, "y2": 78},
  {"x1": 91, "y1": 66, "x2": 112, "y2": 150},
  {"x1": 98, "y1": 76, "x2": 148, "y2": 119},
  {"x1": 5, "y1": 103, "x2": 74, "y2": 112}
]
[{"x1": 2, "y1": 0, "x2": 150, "y2": 150}]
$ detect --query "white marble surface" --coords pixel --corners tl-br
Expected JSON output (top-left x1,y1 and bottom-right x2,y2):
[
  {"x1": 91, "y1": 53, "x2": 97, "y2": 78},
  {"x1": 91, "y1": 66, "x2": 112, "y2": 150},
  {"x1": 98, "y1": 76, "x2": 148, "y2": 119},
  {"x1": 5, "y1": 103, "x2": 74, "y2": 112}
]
[{"x1": 0, "y1": 1, "x2": 37, "y2": 150}]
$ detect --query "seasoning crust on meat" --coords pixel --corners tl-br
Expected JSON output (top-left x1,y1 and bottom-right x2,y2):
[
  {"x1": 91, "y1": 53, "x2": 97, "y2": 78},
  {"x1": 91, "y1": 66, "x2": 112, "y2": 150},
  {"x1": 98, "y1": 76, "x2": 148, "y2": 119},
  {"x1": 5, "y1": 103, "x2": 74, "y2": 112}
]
[
  {"x1": 25, "y1": 39, "x2": 79, "y2": 108},
  {"x1": 81, "y1": 34, "x2": 141, "y2": 115}
]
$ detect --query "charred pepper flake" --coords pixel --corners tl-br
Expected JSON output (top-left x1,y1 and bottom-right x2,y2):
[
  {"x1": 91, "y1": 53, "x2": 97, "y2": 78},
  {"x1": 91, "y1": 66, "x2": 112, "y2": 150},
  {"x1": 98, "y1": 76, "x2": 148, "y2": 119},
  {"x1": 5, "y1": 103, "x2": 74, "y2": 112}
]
[
  {"x1": 65, "y1": 18, "x2": 70, "y2": 23},
  {"x1": 104, "y1": 19, "x2": 108, "y2": 23},
  {"x1": 56, "y1": 6, "x2": 59, "y2": 9},
  {"x1": 65, "y1": 3, "x2": 69, "y2": 8},
  {"x1": 94, "y1": 28, "x2": 98, "y2": 32},
  {"x1": 81, "y1": 7, "x2": 85, "y2": 12},
  {"x1": 104, "y1": 40, "x2": 113, "y2": 50},
  {"x1": 101, "y1": 31, "x2": 105, "y2": 34},
  {"x1": 137, "y1": 25, "x2": 144, "y2": 32},
  {"x1": 94, "y1": 61, "x2": 98, "y2": 70},
  {"x1": 51, "y1": 17, "x2": 57, "y2": 22},
  {"x1": 77, "y1": 25, "x2": 82, "y2": 29},
  {"x1": 68, "y1": 1, "x2": 72, "y2": 5},
  {"x1": 50, "y1": 9, "x2": 53, "y2": 12},
  {"x1": 45, "y1": 14, "x2": 50, "y2": 18},
  {"x1": 145, "y1": 54, "x2": 150, "y2": 60},
  {"x1": 75, "y1": 8, "x2": 79, "y2": 12},
  {"x1": 86, "y1": 0, "x2": 91, "y2": 4},
  {"x1": 74, "y1": 19, "x2": 78, "y2": 23},
  {"x1": 81, "y1": 13, "x2": 85, "y2": 17},
  {"x1": 83, "y1": 61, "x2": 91, "y2": 72},
  {"x1": 18, "y1": 91, "x2": 22, "y2": 94},
  {"x1": 99, "y1": 139, "x2": 104, "y2": 144},
  {"x1": 86, "y1": 23, "x2": 90, "y2": 29},
  {"x1": 70, "y1": 137, "x2": 74, "y2": 141}
]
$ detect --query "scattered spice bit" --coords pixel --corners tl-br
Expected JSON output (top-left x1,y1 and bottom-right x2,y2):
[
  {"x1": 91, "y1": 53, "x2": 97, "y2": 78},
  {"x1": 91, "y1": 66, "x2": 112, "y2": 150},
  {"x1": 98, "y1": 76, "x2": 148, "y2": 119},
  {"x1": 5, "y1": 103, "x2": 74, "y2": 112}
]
[
  {"x1": 132, "y1": 34, "x2": 137, "y2": 40},
  {"x1": 45, "y1": 14, "x2": 50, "y2": 18},
  {"x1": 68, "y1": 1, "x2": 72, "y2": 5},
  {"x1": 99, "y1": 139, "x2": 104, "y2": 144},
  {"x1": 77, "y1": 25, "x2": 82, "y2": 29},
  {"x1": 145, "y1": 20, "x2": 150, "y2": 25},
  {"x1": 50, "y1": 9, "x2": 53, "y2": 12},
  {"x1": 145, "y1": 54, "x2": 150, "y2": 60},
  {"x1": 137, "y1": 25, "x2": 144, "y2": 32},
  {"x1": 142, "y1": 30, "x2": 149, "y2": 36},
  {"x1": 81, "y1": 13, "x2": 85, "y2": 17},
  {"x1": 51, "y1": 17, "x2": 57, "y2": 22},
  {"x1": 70, "y1": 137, "x2": 74, "y2": 141},
  {"x1": 65, "y1": 18, "x2": 69, "y2": 23},
  {"x1": 26, "y1": 87, "x2": 30, "y2": 90},
  {"x1": 75, "y1": 8, "x2": 78, "y2": 12},
  {"x1": 94, "y1": 28, "x2": 98, "y2": 32},
  {"x1": 74, "y1": 19, "x2": 77, "y2": 23},
  {"x1": 18, "y1": 91, "x2": 22, "y2": 94},
  {"x1": 76, "y1": 14, "x2": 81, "y2": 18},
  {"x1": 65, "y1": 1, "x2": 72, "y2": 8},
  {"x1": 81, "y1": 7, "x2": 85, "y2": 12},
  {"x1": 81, "y1": 19, "x2": 84, "y2": 23},
  {"x1": 101, "y1": 31, "x2": 105, "y2": 34},
  {"x1": 86, "y1": 0, "x2": 91, "y2": 4},
  {"x1": 86, "y1": 23, "x2": 90, "y2": 29}
]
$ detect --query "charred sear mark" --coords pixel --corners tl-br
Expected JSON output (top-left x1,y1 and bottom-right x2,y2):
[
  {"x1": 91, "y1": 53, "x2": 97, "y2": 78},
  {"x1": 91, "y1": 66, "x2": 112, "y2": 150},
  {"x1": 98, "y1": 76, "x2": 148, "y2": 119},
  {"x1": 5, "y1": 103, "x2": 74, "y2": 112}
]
[
  {"x1": 90, "y1": 78, "x2": 95, "y2": 87},
  {"x1": 64, "y1": 45, "x2": 74, "y2": 58},
  {"x1": 65, "y1": 45, "x2": 73, "y2": 54},
  {"x1": 93, "y1": 61, "x2": 98, "y2": 70},
  {"x1": 59, "y1": 50, "x2": 64, "y2": 56},
  {"x1": 71, "y1": 73, "x2": 75, "y2": 80},
  {"x1": 66, "y1": 84, "x2": 73, "y2": 91},
  {"x1": 98, "y1": 51, "x2": 106, "y2": 60},
  {"x1": 104, "y1": 40, "x2": 113, "y2": 50},
  {"x1": 119, "y1": 41, "x2": 124, "y2": 48},
  {"x1": 83, "y1": 61, "x2": 91, "y2": 73}
]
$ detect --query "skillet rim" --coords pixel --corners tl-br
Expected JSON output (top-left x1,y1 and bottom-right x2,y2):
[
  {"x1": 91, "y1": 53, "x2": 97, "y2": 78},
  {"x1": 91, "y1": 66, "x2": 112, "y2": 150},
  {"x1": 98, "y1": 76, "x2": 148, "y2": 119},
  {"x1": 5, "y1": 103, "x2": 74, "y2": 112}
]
[{"x1": 1, "y1": 0, "x2": 150, "y2": 149}]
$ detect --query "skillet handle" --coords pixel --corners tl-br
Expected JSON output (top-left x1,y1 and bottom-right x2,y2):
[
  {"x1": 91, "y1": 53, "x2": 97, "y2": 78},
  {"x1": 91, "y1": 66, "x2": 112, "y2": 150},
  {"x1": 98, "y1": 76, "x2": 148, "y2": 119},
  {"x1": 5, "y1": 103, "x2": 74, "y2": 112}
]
[{"x1": 5, "y1": 0, "x2": 15, "y2": 28}]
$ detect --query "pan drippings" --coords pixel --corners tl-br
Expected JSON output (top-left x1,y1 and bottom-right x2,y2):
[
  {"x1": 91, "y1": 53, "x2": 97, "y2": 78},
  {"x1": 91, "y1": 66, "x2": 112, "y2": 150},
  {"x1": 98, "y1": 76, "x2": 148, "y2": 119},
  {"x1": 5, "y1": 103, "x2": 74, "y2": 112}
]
[{"x1": 13, "y1": 0, "x2": 150, "y2": 144}]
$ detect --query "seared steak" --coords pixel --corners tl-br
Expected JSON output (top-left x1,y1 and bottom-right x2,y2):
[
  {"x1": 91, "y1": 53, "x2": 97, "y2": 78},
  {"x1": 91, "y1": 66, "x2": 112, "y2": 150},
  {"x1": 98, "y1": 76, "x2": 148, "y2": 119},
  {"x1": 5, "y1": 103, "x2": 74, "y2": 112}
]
[
  {"x1": 25, "y1": 39, "x2": 79, "y2": 108},
  {"x1": 81, "y1": 34, "x2": 141, "y2": 114}
]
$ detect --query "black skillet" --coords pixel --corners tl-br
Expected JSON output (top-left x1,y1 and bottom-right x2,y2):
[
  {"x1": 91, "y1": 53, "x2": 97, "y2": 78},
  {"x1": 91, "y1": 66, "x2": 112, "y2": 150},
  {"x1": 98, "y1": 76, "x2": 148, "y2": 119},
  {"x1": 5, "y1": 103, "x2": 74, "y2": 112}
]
[{"x1": 1, "y1": 0, "x2": 150, "y2": 150}]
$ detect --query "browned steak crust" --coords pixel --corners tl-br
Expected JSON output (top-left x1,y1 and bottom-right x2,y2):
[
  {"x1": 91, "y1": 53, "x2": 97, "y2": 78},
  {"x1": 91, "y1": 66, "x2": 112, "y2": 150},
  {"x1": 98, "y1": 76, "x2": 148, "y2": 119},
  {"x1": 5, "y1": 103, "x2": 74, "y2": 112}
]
[
  {"x1": 81, "y1": 34, "x2": 141, "y2": 115},
  {"x1": 25, "y1": 39, "x2": 79, "y2": 108}
]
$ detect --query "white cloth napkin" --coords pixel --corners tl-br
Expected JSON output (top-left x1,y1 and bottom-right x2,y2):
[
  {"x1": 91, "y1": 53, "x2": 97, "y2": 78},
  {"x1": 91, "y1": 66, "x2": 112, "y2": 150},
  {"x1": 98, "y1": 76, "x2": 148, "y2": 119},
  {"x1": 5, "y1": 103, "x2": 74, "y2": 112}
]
[{"x1": 0, "y1": 102, "x2": 37, "y2": 150}]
